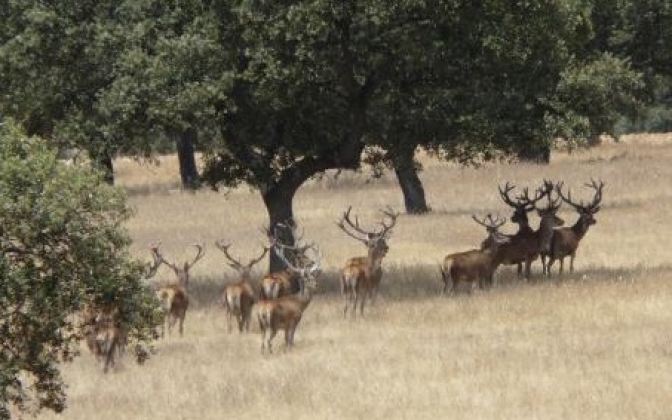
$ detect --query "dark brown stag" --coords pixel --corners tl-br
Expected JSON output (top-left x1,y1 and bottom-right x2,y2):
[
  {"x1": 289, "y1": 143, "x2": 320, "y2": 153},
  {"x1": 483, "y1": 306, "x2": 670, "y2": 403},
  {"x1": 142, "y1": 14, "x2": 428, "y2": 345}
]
[
  {"x1": 215, "y1": 240, "x2": 268, "y2": 333},
  {"x1": 337, "y1": 206, "x2": 399, "y2": 318},
  {"x1": 441, "y1": 213, "x2": 510, "y2": 294},
  {"x1": 543, "y1": 179, "x2": 604, "y2": 276},
  {"x1": 490, "y1": 180, "x2": 564, "y2": 280}
]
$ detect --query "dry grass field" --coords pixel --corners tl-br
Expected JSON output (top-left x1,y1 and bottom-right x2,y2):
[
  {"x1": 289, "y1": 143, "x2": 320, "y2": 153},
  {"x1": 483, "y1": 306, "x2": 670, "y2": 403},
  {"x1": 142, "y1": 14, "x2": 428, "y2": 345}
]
[{"x1": 37, "y1": 134, "x2": 672, "y2": 420}]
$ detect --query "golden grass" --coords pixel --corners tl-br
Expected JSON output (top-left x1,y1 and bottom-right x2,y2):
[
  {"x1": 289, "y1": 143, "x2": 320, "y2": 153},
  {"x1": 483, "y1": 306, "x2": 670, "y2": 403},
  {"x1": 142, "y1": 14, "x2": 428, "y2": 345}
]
[{"x1": 36, "y1": 134, "x2": 672, "y2": 420}]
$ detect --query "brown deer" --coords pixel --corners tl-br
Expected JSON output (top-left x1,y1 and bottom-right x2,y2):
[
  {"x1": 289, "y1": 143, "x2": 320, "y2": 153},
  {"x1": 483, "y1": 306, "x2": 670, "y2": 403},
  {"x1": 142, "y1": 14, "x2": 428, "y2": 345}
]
[
  {"x1": 81, "y1": 304, "x2": 126, "y2": 373},
  {"x1": 543, "y1": 179, "x2": 604, "y2": 276},
  {"x1": 151, "y1": 243, "x2": 205, "y2": 337},
  {"x1": 215, "y1": 240, "x2": 268, "y2": 333},
  {"x1": 441, "y1": 214, "x2": 510, "y2": 294},
  {"x1": 490, "y1": 180, "x2": 564, "y2": 280},
  {"x1": 93, "y1": 306, "x2": 126, "y2": 373},
  {"x1": 259, "y1": 222, "x2": 310, "y2": 299},
  {"x1": 337, "y1": 206, "x2": 399, "y2": 318},
  {"x1": 256, "y1": 239, "x2": 322, "y2": 354}
]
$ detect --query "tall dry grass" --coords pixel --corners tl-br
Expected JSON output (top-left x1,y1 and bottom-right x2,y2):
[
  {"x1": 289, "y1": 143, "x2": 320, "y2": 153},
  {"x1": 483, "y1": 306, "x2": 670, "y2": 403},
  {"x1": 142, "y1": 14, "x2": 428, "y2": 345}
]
[{"x1": 36, "y1": 134, "x2": 672, "y2": 420}]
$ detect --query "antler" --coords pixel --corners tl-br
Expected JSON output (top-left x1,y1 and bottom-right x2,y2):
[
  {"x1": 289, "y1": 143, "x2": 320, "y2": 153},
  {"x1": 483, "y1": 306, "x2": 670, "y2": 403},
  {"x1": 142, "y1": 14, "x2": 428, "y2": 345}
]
[
  {"x1": 145, "y1": 242, "x2": 163, "y2": 279},
  {"x1": 377, "y1": 206, "x2": 399, "y2": 239},
  {"x1": 150, "y1": 243, "x2": 205, "y2": 271},
  {"x1": 472, "y1": 213, "x2": 506, "y2": 232},
  {"x1": 499, "y1": 182, "x2": 546, "y2": 211},
  {"x1": 215, "y1": 240, "x2": 243, "y2": 270},
  {"x1": 216, "y1": 240, "x2": 269, "y2": 272},
  {"x1": 186, "y1": 243, "x2": 205, "y2": 269},
  {"x1": 584, "y1": 178, "x2": 604, "y2": 212},
  {"x1": 557, "y1": 179, "x2": 604, "y2": 214},
  {"x1": 536, "y1": 180, "x2": 562, "y2": 213},
  {"x1": 336, "y1": 206, "x2": 371, "y2": 244},
  {"x1": 273, "y1": 240, "x2": 322, "y2": 277}
]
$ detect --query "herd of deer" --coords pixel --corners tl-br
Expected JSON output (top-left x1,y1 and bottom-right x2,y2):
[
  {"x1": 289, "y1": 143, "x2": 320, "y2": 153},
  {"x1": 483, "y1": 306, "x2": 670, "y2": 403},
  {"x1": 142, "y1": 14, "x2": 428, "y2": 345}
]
[{"x1": 81, "y1": 178, "x2": 603, "y2": 373}]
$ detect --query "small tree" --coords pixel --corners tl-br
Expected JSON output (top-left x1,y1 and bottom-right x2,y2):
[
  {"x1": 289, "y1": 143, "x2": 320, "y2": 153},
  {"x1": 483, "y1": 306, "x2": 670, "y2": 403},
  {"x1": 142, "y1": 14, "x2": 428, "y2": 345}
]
[{"x1": 0, "y1": 121, "x2": 161, "y2": 419}]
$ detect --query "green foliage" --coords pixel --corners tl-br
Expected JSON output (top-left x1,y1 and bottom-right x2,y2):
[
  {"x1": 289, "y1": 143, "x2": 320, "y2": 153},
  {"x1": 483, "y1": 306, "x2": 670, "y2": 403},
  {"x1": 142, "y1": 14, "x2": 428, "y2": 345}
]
[
  {"x1": 0, "y1": 121, "x2": 161, "y2": 418},
  {"x1": 550, "y1": 53, "x2": 645, "y2": 143}
]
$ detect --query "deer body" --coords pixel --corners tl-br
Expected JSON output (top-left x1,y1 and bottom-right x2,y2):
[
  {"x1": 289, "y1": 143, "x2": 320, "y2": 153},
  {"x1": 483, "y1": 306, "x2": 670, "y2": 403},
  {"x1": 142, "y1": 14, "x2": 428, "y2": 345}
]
[
  {"x1": 257, "y1": 287, "x2": 315, "y2": 354},
  {"x1": 222, "y1": 281, "x2": 257, "y2": 333},
  {"x1": 441, "y1": 214, "x2": 510, "y2": 294},
  {"x1": 492, "y1": 180, "x2": 564, "y2": 280},
  {"x1": 156, "y1": 285, "x2": 189, "y2": 337},
  {"x1": 215, "y1": 241, "x2": 268, "y2": 333},
  {"x1": 82, "y1": 305, "x2": 126, "y2": 373},
  {"x1": 341, "y1": 249, "x2": 386, "y2": 317},
  {"x1": 257, "y1": 236, "x2": 322, "y2": 354},
  {"x1": 151, "y1": 243, "x2": 205, "y2": 338},
  {"x1": 337, "y1": 206, "x2": 398, "y2": 318},
  {"x1": 542, "y1": 179, "x2": 603, "y2": 276},
  {"x1": 260, "y1": 269, "x2": 300, "y2": 299}
]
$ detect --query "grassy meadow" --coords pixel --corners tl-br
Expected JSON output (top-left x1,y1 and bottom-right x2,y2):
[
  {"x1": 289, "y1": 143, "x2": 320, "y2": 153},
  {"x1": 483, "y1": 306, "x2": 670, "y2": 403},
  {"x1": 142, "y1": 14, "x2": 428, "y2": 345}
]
[{"x1": 37, "y1": 134, "x2": 672, "y2": 420}]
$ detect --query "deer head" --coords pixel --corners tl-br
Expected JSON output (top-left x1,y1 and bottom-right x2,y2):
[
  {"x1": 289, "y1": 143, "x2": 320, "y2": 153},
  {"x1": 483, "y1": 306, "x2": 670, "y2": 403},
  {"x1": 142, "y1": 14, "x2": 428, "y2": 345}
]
[
  {"x1": 557, "y1": 178, "x2": 604, "y2": 228},
  {"x1": 151, "y1": 243, "x2": 205, "y2": 288},
  {"x1": 336, "y1": 206, "x2": 399, "y2": 260},
  {"x1": 498, "y1": 182, "x2": 547, "y2": 227},
  {"x1": 273, "y1": 237, "x2": 323, "y2": 291},
  {"x1": 215, "y1": 240, "x2": 269, "y2": 281},
  {"x1": 473, "y1": 213, "x2": 509, "y2": 250}
]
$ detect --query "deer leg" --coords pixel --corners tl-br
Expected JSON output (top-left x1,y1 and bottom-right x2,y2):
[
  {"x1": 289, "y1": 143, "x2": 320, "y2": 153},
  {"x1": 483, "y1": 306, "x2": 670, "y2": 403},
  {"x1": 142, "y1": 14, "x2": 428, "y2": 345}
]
[
  {"x1": 517, "y1": 263, "x2": 524, "y2": 278},
  {"x1": 267, "y1": 329, "x2": 278, "y2": 354},
  {"x1": 558, "y1": 258, "x2": 565, "y2": 276},
  {"x1": 547, "y1": 258, "x2": 555, "y2": 277},
  {"x1": 178, "y1": 311, "x2": 186, "y2": 337},
  {"x1": 569, "y1": 253, "x2": 576, "y2": 273}
]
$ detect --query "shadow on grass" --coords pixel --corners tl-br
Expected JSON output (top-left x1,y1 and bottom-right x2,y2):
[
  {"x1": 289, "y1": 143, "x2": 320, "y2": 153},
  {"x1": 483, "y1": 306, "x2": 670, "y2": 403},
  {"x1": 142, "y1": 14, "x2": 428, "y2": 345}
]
[{"x1": 184, "y1": 262, "x2": 672, "y2": 309}]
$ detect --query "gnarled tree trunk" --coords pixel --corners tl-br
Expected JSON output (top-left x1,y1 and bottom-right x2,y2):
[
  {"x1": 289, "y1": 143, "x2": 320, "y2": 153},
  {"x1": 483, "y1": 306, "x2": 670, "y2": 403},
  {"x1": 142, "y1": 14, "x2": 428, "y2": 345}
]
[
  {"x1": 392, "y1": 145, "x2": 430, "y2": 214},
  {"x1": 175, "y1": 128, "x2": 200, "y2": 190}
]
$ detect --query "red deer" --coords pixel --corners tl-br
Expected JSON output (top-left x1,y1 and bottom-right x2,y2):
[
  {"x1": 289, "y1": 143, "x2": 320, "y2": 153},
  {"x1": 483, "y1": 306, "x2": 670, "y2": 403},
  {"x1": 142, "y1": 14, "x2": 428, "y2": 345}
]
[
  {"x1": 488, "y1": 180, "x2": 564, "y2": 280},
  {"x1": 215, "y1": 240, "x2": 268, "y2": 333},
  {"x1": 81, "y1": 305, "x2": 126, "y2": 373},
  {"x1": 543, "y1": 179, "x2": 604, "y2": 276},
  {"x1": 151, "y1": 243, "x2": 204, "y2": 337},
  {"x1": 256, "y1": 239, "x2": 322, "y2": 354},
  {"x1": 441, "y1": 214, "x2": 510, "y2": 294},
  {"x1": 259, "y1": 222, "x2": 310, "y2": 299},
  {"x1": 337, "y1": 206, "x2": 399, "y2": 318}
]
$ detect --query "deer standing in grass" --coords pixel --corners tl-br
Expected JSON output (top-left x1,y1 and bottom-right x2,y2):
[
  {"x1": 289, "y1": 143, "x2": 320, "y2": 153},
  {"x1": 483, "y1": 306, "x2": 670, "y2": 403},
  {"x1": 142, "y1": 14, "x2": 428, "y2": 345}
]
[
  {"x1": 257, "y1": 239, "x2": 322, "y2": 354},
  {"x1": 152, "y1": 243, "x2": 205, "y2": 337},
  {"x1": 441, "y1": 214, "x2": 511, "y2": 294},
  {"x1": 215, "y1": 240, "x2": 268, "y2": 333},
  {"x1": 337, "y1": 206, "x2": 399, "y2": 318},
  {"x1": 488, "y1": 180, "x2": 564, "y2": 280},
  {"x1": 259, "y1": 222, "x2": 311, "y2": 299},
  {"x1": 543, "y1": 179, "x2": 604, "y2": 276}
]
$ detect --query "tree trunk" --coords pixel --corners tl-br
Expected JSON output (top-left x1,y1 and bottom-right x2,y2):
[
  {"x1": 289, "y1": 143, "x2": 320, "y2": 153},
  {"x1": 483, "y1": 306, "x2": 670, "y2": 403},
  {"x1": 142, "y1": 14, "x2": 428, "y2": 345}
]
[
  {"x1": 393, "y1": 147, "x2": 430, "y2": 214},
  {"x1": 97, "y1": 153, "x2": 115, "y2": 185},
  {"x1": 262, "y1": 185, "x2": 298, "y2": 273},
  {"x1": 175, "y1": 129, "x2": 201, "y2": 190}
]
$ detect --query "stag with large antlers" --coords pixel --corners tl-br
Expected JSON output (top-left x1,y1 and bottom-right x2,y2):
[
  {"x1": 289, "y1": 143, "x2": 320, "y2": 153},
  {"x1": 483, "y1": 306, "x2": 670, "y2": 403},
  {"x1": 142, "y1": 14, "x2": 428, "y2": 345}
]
[
  {"x1": 216, "y1": 240, "x2": 268, "y2": 333},
  {"x1": 259, "y1": 221, "x2": 310, "y2": 299},
  {"x1": 441, "y1": 214, "x2": 510, "y2": 294},
  {"x1": 543, "y1": 179, "x2": 604, "y2": 276},
  {"x1": 257, "y1": 239, "x2": 322, "y2": 354},
  {"x1": 337, "y1": 206, "x2": 399, "y2": 318},
  {"x1": 151, "y1": 243, "x2": 205, "y2": 337},
  {"x1": 489, "y1": 180, "x2": 564, "y2": 280}
]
